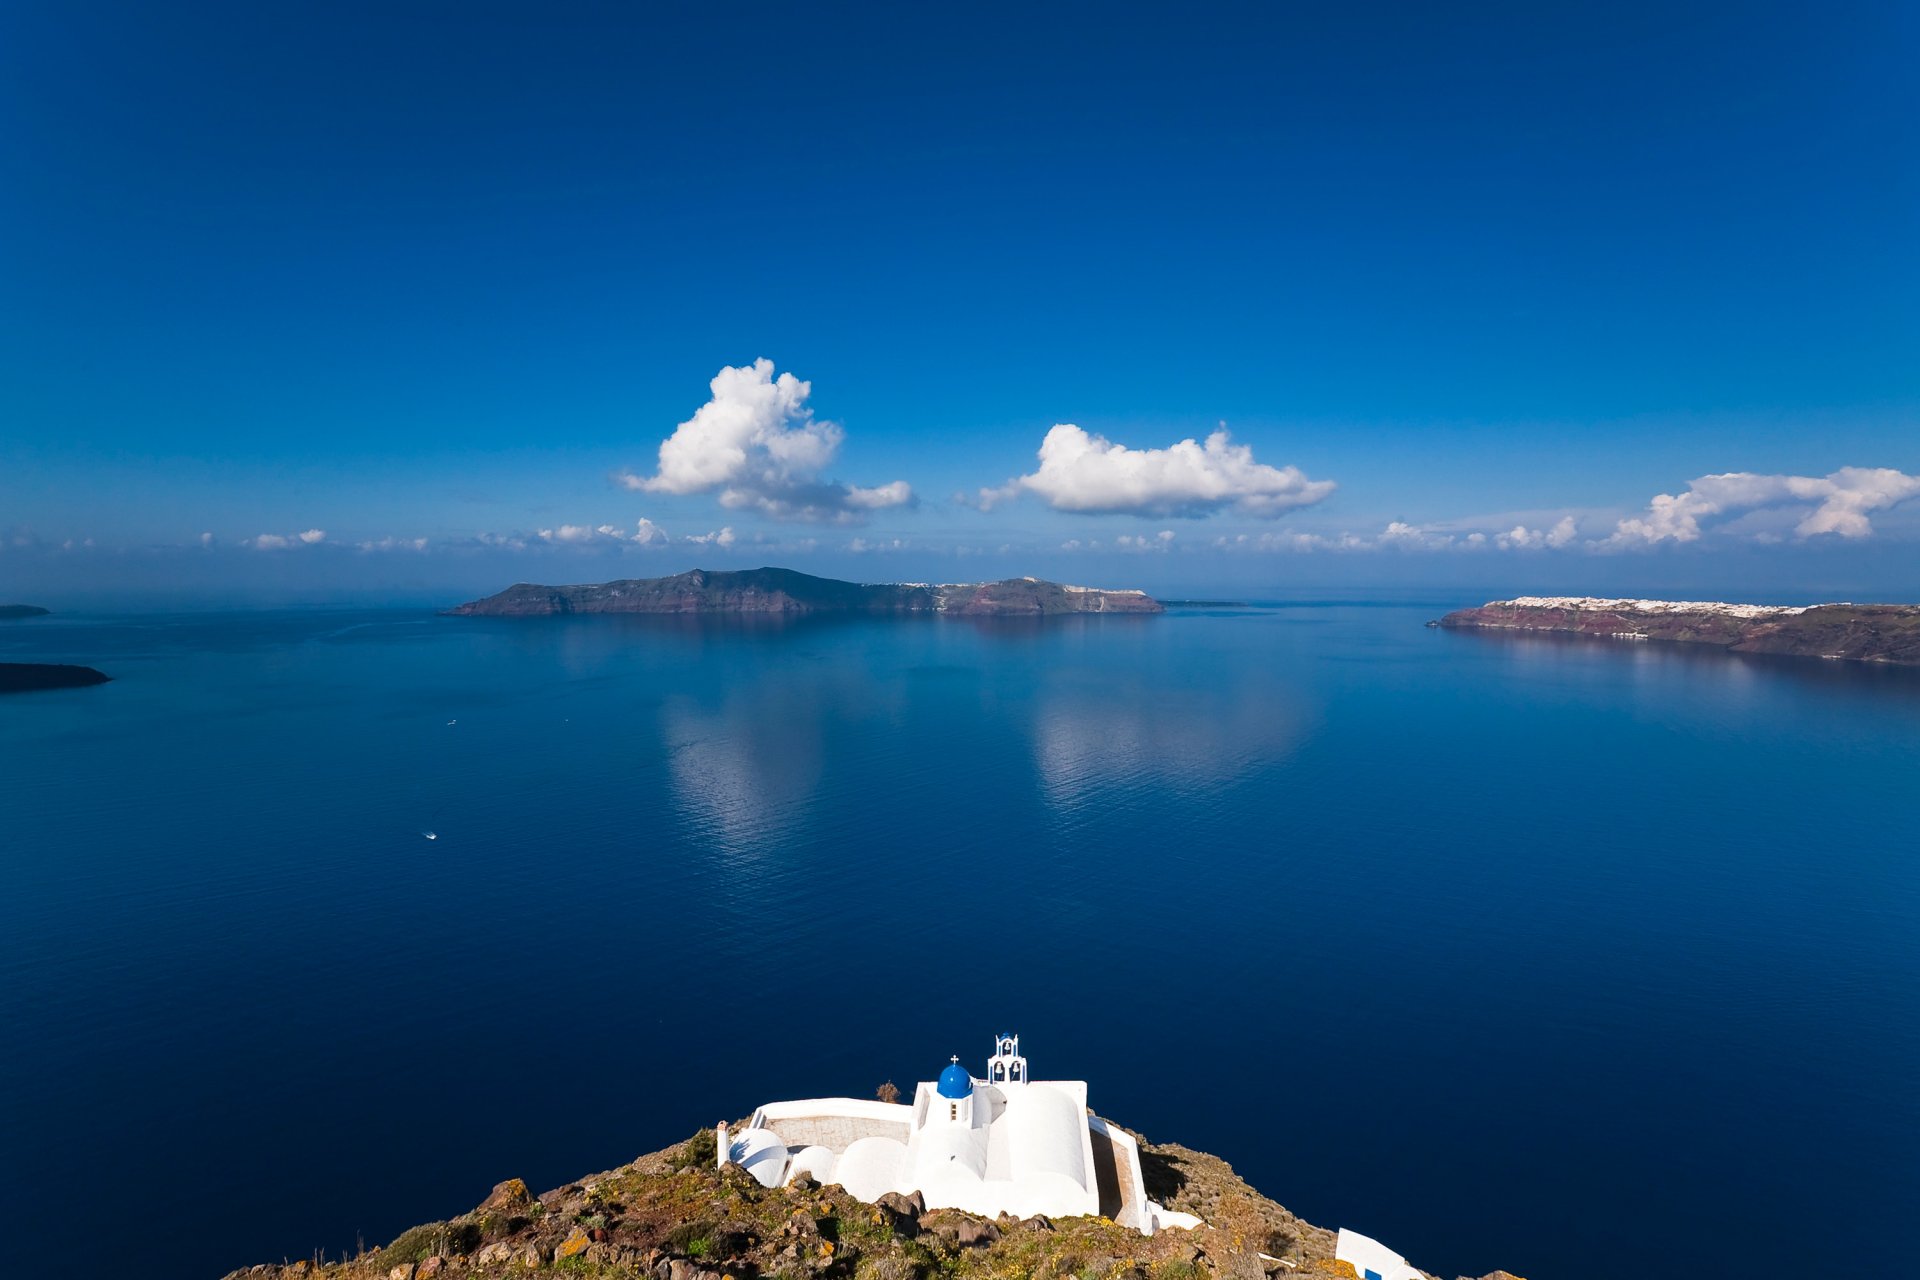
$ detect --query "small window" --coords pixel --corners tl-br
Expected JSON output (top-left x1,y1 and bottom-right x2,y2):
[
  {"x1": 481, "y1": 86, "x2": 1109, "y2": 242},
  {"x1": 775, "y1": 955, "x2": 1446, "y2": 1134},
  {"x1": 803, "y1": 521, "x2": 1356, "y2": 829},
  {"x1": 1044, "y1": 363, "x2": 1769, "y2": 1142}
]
[{"x1": 949, "y1": 1103, "x2": 957, "y2": 1120}]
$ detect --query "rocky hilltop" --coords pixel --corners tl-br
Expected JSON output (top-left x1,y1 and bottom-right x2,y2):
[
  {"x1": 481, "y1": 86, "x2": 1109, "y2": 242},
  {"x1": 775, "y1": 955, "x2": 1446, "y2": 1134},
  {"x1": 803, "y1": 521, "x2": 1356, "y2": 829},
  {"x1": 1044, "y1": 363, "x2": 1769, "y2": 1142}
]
[
  {"x1": 221, "y1": 1130, "x2": 1517, "y2": 1280},
  {"x1": 446, "y1": 568, "x2": 1162, "y2": 618},
  {"x1": 1439, "y1": 596, "x2": 1920, "y2": 666}
]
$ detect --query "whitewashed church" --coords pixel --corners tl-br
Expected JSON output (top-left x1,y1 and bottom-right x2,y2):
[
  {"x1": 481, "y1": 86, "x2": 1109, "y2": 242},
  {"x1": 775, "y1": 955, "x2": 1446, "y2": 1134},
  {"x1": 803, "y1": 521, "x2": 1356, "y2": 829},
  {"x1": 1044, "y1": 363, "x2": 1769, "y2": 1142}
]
[{"x1": 717, "y1": 1033, "x2": 1202, "y2": 1235}]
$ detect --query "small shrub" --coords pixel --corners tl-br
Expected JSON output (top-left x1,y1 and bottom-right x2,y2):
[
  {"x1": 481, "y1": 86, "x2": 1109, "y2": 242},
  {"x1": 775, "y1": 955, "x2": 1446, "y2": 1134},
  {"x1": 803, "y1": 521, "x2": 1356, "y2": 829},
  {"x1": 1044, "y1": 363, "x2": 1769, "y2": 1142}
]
[
  {"x1": 673, "y1": 1128, "x2": 718, "y2": 1170},
  {"x1": 875, "y1": 1080, "x2": 901, "y2": 1104},
  {"x1": 666, "y1": 1219, "x2": 719, "y2": 1256},
  {"x1": 384, "y1": 1224, "x2": 445, "y2": 1265}
]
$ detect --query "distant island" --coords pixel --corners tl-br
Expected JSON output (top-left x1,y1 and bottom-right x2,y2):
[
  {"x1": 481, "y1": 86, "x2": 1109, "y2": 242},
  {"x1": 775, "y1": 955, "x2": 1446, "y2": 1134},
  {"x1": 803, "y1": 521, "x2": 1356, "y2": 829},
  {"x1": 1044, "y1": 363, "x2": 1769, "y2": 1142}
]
[
  {"x1": 447, "y1": 567, "x2": 1164, "y2": 618},
  {"x1": 0, "y1": 662, "x2": 111, "y2": 693},
  {"x1": 1440, "y1": 596, "x2": 1920, "y2": 666},
  {"x1": 0, "y1": 604, "x2": 51, "y2": 620}
]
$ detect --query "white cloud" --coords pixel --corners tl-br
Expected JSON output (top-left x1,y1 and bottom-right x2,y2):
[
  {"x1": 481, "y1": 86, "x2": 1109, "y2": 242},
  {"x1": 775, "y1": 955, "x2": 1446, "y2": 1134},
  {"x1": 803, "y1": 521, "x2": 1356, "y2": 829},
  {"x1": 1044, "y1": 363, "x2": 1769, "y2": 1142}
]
[
  {"x1": 1212, "y1": 517, "x2": 1582, "y2": 554},
  {"x1": 357, "y1": 536, "x2": 430, "y2": 552},
  {"x1": 1497, "y1": 516, "x2": 1579, "y2": 550},
  {"x1": 1115, "y1": 530, "x2": 1177, "y2": 551},
  {"x1": 249, "y1": 529, "x2": 325, "y2": 550},
  {"x1": 686, "y1": 526, "x2": 736, "y2": 547},
  {"x1": 617, "y1": 359, "x2": 914, "y2": 522},
  {"x1": 532, "y1": 519, "x2": 678, "y2": 547},
  {"x1": 1605, "y1": 467, "x2": 1920, "y2": 546},
  {"x1": 988, "y1": 423, "x2": 1334, "y2": 518},
  {"x1": 538, "y1": 524, "x2": 597, "y2": 544}
]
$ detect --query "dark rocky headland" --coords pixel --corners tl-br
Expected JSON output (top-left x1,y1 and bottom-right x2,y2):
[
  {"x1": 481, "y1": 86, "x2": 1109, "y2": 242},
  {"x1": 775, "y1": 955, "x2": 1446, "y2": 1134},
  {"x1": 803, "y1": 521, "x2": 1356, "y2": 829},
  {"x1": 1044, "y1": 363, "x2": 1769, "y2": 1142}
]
[
  {"x1": 0, "y1": 603, "x2": 53, "y2": 619},
  {"x1": 0, "y1": 662, "x2": 111, "y2": 693},
  {"x1": 446, "y1": 568, "x2": 1164, "y2": 618},
  {"x1": 220, "y1": 1130, "x2": 1519, "y2": 1280},
  {"x1": 1439, "y1": 596, "x2": 1920, "y2": 666}
]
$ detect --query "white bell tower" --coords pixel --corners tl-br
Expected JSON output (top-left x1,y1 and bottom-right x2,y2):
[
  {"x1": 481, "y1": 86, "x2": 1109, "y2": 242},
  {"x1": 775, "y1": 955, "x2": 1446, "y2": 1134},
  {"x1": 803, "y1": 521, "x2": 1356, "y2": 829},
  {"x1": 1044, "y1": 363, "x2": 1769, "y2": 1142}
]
[{"x1": 986, "y1": 1032, "x2": 1027, "y2": 1084}]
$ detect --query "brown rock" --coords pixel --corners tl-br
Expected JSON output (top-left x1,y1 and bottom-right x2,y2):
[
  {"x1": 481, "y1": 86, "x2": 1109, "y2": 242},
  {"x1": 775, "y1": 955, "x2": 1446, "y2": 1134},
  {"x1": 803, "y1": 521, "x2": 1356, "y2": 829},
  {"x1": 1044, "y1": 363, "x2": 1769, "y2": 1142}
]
[
  {"x1": 415, "y1": 1259, "x2": 444, "y2": 1278},
  {"x1": 478, "y1": 1177, "x2": 533, "y2": 1216},
  {"x1": 874, "y1": 1192, "x2": 922, "y2": 1220},
  {"x1": 951, "y1": 1218, "x2": 1001, "y2": 1248},
  {"x1": 556, "y1": 1230, "x2": 591, "y2": 1260}
]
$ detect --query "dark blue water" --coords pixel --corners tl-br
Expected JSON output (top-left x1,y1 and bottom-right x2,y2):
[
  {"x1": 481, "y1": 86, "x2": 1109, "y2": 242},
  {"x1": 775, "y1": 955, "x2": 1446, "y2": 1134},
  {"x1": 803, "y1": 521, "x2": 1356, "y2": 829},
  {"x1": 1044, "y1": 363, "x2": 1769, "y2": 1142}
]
[{"x1": 3, "y1": 605, "x2": 1916, "y2": 1280}]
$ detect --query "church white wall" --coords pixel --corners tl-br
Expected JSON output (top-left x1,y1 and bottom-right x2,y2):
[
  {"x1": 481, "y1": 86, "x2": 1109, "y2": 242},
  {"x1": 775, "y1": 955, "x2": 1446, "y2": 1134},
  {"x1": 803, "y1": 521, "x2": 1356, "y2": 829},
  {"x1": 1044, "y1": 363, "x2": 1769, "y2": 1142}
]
[
  {"x1": 786, "y1": 1145, "x2": 838, "y2": 1186},
  {"x1": 1003, "y1": 1084, "x2": 1091, "y2": 1190},
  {"x1": 1086, "y1": 1115, "x2": 1149, "y2": 1232},
  {"x1": 727, "y1": 1127, "x2": 790, "y2": 1189},
  {"x1": 1334, "y1": 1227, "x2": 1423, "y2": 1280},
  {"x1": 834, "y1": 1136, "x2": 909, "y2": 1202},
  {"x1": 728, "y1": 1063, "x2": 1164, "y2": 1234},
  {"x1": 746, "y1": 1099, "x2": 912, "y2": 1153}
]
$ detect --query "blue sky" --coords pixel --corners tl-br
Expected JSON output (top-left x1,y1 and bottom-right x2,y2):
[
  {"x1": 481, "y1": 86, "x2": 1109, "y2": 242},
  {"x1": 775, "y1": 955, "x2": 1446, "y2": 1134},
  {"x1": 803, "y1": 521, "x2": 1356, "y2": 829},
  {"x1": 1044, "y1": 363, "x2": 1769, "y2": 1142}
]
[{"x1": 3, "y1": 1, "x2": 1916, "y2": 601}]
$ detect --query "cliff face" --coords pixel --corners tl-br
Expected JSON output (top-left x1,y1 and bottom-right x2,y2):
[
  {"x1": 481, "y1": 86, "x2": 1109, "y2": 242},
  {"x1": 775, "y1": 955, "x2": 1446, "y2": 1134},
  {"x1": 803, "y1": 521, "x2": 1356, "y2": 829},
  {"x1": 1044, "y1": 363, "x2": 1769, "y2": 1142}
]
[
  {"x1": 221, "y1": 1130, "x2": 1510, "y2": 1280},
  {"x1": 445, "y1": 569, "x2": 1162, "y2": 618},
  {"x1": 938, "y1": 578, "x2": 1163, "y2": 616},
  {"x1": 1439, "y1": 596, "x2": 1920, "y2": 666}
]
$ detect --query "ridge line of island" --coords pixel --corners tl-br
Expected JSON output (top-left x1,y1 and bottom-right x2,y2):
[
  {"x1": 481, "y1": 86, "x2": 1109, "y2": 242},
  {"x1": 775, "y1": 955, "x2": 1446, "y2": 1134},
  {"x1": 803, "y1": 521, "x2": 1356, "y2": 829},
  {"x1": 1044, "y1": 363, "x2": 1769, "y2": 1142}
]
[
  {"x1": 1436, "y1": 595, "x2": 1920, "y2": 666},
  {"x1": 443, "y1": 567, "x2": 1167, "y2": 617}
]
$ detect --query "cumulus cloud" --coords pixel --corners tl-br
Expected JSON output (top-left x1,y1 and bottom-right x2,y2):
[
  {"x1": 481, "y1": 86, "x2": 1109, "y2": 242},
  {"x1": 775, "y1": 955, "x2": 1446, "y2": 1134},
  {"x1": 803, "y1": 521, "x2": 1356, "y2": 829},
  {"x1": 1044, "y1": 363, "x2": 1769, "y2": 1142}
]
[
  {"x1": 538, "y1": 524, "x2": 597, "y2": 544},
  {"x1": 985, "y1": 423, "x2": 1334, "y2": 518},
  {"x1": 249, "y1": 529, "x2": 325, "y2": 550},
  {"x1": 1212, "y1": 517, "x2": 1580, "y2": 553},
  {"x1": 357, "y1": 536, "x2": 429, "y2": 552},
  {"x1": 686, "y1": 526, "x2": 736, "y2": 547},
  {"x1": 532, "y1": 519, "x2": 680, "y2": 547},
  {"x1": 617, "y1": 360, "x2": 914, "y2": 522},
  {"x1": 1497, "y1": 516, "x2": 1579, "y2": 550},
  {"x1": 1606, "y1": 467, "x2": 1920, "y2": 546},
  {"x1": 1115, "y1": 530, "x2": 1177, "y2": 551}
]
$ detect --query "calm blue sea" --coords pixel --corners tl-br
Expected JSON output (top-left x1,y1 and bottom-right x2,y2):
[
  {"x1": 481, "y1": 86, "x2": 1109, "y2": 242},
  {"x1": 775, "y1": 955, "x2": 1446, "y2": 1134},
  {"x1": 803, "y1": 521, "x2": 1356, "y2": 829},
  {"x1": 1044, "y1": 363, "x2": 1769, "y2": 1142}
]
[{"x1": 3, "y1": 603, "x2": 1917, "y2": 1280}]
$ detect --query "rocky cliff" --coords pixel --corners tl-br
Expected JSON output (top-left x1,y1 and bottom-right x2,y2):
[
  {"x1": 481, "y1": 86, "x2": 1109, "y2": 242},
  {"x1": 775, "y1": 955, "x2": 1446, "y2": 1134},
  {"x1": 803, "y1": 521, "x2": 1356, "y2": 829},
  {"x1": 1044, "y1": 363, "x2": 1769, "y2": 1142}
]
[
  {"x1": 1439, "y1": 596, "x2": 1920, "y2": 666},
  {"x1": 220, "y1": 1130, "x2": 1517, "y2": 1280},
  {"x1": 445, "y1": 568, "x2": 1162, "y2": 618},
  {"x1": 0, "y1": 603, "x2": 52, "y2": 619}
]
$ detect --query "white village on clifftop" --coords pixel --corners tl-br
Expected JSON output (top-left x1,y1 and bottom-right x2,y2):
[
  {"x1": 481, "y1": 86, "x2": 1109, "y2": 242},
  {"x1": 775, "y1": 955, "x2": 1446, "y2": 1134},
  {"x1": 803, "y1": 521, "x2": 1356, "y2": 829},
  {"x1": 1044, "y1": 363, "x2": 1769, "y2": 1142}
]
[{"x1": 719, "y1": 1033, "x2": 1426, "y2": 1280}]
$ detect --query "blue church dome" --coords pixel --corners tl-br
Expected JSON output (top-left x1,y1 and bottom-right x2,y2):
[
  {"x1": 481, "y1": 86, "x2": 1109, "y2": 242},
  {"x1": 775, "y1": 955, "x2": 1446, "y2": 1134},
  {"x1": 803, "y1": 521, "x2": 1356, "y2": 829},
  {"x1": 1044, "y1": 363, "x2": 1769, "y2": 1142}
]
[{"x1": 937, "y1": 1058, "x2": 973, "y2": 1099}]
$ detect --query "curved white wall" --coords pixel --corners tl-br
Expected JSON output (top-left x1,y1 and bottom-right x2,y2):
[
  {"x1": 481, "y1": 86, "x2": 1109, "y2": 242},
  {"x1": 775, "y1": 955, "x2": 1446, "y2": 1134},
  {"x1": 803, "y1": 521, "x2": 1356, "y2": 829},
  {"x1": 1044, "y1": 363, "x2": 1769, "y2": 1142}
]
[
  {"x1": 1004, "y1": 1084, "x2": 1088, "y2": 1188},
  {"x1": 834, "y1": 1136, "x2": 909, "y2": 1203}
]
